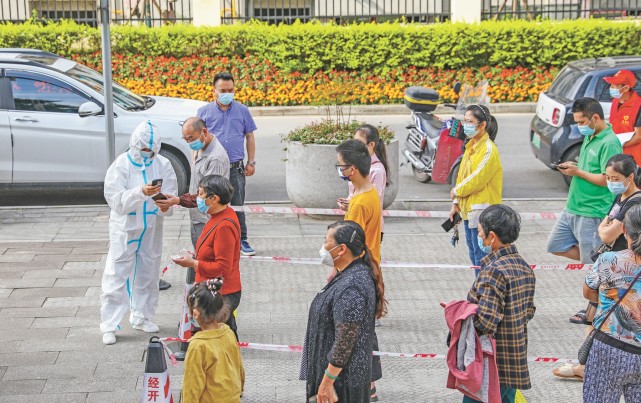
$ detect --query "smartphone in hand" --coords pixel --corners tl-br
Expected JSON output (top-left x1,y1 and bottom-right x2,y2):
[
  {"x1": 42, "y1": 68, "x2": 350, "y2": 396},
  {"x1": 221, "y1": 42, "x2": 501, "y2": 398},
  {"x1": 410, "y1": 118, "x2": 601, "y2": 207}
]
[
  {"x1": 441, "y1": 213, "x2": 462, "y2": 232},
  {"x1": 151, "y1": 179, "x2": 163, "y2": 187}
]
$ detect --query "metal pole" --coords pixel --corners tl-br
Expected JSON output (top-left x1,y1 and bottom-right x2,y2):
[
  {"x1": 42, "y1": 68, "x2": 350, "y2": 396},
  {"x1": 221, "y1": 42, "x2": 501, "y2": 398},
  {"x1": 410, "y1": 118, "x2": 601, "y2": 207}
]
[{"x1": 100, "y1": 0, "x2": 116, "y2": 165}]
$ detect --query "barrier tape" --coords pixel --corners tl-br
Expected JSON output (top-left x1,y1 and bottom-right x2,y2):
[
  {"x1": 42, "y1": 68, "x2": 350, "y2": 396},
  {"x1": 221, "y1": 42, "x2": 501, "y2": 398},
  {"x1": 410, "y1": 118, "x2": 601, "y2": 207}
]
[
  {"x1": 231, "y1": 206, "x2": 560, "y2": 220},
  {"x1": 240, "y1": 255, "x2": 593, "y2": 271},
  {"x1": 159, "y1": 338, "x2": 577, "y2": 365},
  {"x1": 163, "y1": 255, "x2": 593, "y2": 272}
]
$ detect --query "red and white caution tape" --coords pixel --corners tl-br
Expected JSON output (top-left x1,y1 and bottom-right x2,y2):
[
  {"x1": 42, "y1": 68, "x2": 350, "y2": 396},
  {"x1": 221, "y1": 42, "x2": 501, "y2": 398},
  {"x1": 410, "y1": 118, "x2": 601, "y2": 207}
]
[
  {"x1": 163, "y1": 254, "x2": 592, "y2": 272},
  {"x1": 232, "y1": 206, "x2": 560, "y2": 220},
  {"x1": 159, "y1": 338, "x2": 576, "y2": 364},
  {"x1": 241, "y1": 255, "x2": 593, "y2": 271}
]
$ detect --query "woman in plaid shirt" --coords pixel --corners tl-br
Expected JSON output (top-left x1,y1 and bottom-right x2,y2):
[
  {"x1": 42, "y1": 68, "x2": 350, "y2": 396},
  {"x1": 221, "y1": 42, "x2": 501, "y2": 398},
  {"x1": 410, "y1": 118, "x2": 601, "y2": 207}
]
[{"x1": 465, "y1": 205, "x2": 537, "y2": 403}]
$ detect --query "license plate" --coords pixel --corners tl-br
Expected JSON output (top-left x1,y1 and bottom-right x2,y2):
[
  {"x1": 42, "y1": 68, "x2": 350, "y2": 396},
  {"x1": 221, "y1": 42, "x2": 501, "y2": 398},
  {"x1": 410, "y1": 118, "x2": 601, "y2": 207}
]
[{"x1": 532, "y1": 133, "x2": 541, "y2": 149}]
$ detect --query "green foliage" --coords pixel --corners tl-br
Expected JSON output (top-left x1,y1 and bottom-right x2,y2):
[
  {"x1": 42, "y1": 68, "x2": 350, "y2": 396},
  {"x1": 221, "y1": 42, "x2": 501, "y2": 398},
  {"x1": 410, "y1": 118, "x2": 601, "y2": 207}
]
[
  {"x1": 1, "y1": 19, "x2": 640, "y2": 72},
  {"x1": 285, "y1": 119, "x2": 394, "y2": 145}
]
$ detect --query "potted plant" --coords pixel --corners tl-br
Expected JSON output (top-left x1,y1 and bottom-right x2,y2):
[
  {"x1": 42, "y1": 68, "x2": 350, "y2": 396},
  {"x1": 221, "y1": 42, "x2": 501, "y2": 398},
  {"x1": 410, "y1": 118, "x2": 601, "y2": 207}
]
[{"x1": 283, "y1": 99, "x2": 399, "y2": 209}]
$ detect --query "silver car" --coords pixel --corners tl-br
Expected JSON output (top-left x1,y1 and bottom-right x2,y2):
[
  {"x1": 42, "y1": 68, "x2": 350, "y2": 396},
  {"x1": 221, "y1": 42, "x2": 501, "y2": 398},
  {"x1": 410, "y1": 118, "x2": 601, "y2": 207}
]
[{"x1": 0, "y1": 48, "x2": 207, "y2": 195}]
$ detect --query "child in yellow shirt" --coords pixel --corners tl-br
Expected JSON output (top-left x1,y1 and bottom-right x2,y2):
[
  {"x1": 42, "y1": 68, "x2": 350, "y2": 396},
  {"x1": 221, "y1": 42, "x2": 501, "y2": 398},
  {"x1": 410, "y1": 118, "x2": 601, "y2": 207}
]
[{"x1": 182, "y1": 277, "x2": 245, "y2": 403}]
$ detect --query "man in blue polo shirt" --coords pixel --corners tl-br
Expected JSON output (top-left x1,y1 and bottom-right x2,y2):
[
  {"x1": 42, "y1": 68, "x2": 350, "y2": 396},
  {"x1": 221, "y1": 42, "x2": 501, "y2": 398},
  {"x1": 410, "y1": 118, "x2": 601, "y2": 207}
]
[{"x1": 197, "y1": 72, "x2": 258, "y2": 256}]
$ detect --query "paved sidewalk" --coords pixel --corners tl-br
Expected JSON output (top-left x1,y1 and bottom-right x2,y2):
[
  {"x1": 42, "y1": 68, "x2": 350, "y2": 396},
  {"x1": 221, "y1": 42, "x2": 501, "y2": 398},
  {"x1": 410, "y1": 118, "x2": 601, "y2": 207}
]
[{"x1": 0, "y1": 200, "x2": 588, "y2": 402}]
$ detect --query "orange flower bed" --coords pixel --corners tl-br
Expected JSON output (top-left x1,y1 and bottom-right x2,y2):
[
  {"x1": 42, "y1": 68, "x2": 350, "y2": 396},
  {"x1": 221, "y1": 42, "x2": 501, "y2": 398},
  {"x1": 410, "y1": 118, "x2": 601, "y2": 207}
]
[{"x1": 73, "y1": 54, "x2": 557, "y2": 105}]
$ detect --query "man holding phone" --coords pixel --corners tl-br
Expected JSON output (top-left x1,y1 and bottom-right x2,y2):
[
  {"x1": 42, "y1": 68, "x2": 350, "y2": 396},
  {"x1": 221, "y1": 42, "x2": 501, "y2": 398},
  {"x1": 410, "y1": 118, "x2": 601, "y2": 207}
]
[
  {"x1": 547, "y1": 98, "x2": 622, "y2": 263},
  {"x1": 546, "y1": 98, "x2": 621, "y2": 332},
  {"x1": 154, "y1": 117, "x2": 230, "y2": 248}
]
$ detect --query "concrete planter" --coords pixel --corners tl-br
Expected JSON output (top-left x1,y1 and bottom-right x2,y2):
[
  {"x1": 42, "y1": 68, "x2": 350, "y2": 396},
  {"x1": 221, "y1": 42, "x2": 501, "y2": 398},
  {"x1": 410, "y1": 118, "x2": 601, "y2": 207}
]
[{"x1": 285, "y1": 139, "x2": 399, "y2": 209}]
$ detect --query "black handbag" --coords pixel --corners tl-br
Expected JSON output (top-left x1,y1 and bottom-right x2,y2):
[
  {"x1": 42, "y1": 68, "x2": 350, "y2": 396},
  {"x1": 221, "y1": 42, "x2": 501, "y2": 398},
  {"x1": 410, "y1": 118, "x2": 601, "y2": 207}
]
[
  {"x1": 589, "y1": 241, "x2": 614, "y2": 263},
  {"x1": 578, "y1": 268, "x2": 641, "y2": 365}
]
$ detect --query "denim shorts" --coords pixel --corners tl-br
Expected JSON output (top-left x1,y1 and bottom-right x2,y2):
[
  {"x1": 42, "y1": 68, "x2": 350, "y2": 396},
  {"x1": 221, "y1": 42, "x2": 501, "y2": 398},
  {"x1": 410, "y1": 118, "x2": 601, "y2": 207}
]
[{"x1": 546, "y1": 210, "x2": 601, "y2": 263}]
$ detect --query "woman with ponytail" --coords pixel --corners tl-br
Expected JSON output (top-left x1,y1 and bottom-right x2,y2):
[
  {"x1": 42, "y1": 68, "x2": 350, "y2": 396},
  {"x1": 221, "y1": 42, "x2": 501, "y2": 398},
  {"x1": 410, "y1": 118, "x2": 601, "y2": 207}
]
[
  {"x1": 338, "y1": 125, "x2": 389, "y2": 241},
  {"x1": 301, "y1": 220, "x2": 387, "y2": 403},
  {"x1": 449, "y1": 104, "x2": 503, "y2": 275}
]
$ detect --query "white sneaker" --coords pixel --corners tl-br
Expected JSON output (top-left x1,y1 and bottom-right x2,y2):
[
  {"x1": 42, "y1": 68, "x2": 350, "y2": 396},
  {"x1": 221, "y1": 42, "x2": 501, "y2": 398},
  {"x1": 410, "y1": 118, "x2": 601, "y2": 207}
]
[
  {"x1": 133, "y1": 320, "x2": 160, "y2": 333},
  {"x1": 102, "y1": 332, "x2": 116, "y2": 345}
]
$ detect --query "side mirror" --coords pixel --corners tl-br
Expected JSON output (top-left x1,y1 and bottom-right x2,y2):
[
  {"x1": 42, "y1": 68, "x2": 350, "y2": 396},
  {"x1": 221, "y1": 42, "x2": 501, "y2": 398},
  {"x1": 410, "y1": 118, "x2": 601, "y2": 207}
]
[
  {"x1": 453, "y1": 82, "x2": 462, "y2": 95},
  {"x1": 78, "y1": 101, "x2": 102, "y2": 117}
]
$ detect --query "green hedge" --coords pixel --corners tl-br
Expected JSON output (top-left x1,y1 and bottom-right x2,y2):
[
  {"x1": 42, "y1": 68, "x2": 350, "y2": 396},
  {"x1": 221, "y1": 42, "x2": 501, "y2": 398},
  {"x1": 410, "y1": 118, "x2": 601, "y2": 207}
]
[{"x1": 1, "y1": 19, "x2": 640, "y2": 73}]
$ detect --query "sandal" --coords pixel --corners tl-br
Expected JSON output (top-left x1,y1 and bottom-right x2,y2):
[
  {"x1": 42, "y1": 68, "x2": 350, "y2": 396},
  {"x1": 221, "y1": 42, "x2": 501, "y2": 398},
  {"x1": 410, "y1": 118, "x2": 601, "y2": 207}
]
[
  {"x1": 552, "y1": 363, "x2": 584, "y2": 381},
  {"x1": 569, "y1": 309, "x2": 592, "y2": 325},
  {"x1": 370, "y1": 386, "x2": 378, "y2": 402}
]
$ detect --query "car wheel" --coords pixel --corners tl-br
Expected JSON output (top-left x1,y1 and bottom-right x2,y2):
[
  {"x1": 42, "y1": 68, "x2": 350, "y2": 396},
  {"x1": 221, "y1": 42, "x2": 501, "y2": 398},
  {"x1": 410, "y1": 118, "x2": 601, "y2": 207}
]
[
  {"x1": 159, "y1": 149, "x2": 190, "y2": 195},
  {"x1": 412, "y1": 165, "x2": 432, "y2": 183},
  {"x1": 561, "y1": 146, "x2": 581, "y2": 188}
]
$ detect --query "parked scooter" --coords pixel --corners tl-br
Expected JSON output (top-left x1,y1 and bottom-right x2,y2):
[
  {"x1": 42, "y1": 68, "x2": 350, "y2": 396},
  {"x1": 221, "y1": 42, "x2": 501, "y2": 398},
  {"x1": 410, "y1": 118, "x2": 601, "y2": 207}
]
[{"x1": 402, "y1": 81, "x2": 490, "y2": 185}]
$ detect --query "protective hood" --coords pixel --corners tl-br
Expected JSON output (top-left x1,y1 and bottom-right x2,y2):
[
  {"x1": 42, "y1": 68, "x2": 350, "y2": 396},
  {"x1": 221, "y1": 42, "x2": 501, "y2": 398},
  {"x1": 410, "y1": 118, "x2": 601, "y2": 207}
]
[{"x1": 127, "y1": 120, "x2": 161, "y2": 169}]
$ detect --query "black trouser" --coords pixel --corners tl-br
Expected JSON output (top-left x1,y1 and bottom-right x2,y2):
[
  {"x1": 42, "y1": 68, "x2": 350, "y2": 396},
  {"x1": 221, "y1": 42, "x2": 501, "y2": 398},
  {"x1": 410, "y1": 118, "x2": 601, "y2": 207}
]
[
  {"x1": 223, "y1": 291, "x2": 242, "y2": 341},
  {"x1": 229, "y1": 161, "x2": 247, "y2": 240},
  {"x1": 372, "y1": 331, "x2": 382, "y2": 382}
]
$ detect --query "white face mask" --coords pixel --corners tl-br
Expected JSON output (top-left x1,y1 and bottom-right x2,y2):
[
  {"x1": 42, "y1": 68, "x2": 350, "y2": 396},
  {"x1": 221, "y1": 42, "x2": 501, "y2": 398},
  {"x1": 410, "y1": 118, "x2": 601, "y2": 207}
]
[{"x1": 319, "y1": 244, "x2": 340, "y2": 267}]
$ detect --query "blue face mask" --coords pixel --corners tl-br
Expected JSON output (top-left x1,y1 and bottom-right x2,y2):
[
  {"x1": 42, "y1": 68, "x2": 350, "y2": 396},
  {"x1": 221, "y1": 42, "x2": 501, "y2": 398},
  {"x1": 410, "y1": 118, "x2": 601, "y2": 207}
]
[
  {"x1": 463, "y1": 123, "x2": 479, "y2": 138},
  {"x1": 609, "y1": 88, "x2": 622, "y2": 99},
  {"x1": 577, "y1": 116, "x2": 596, "y2": 137},
  {"x1": 607, "y1": 179, "x2": 629, "y2": 195},
  {"x1": 217, "y1": 92, "x2": 234, "y2": 105},
  {"x1": 189, "y1": 138, "x2": 204, "y2": 151},
  {"x1": 140, "y1": 150, "x2": 154, "y2": 159},
  {"x1": 477, "y1": 235, "x2": 492, "y2": 254},
  {"x1": 196, "y1": 197, "x2": 210, "y2": 214}
]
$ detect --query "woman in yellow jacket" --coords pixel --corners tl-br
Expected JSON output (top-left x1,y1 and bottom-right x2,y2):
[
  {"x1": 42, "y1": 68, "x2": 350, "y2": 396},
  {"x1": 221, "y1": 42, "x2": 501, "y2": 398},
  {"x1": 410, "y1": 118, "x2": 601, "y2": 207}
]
[{"x1": 449, "y1": 104, "x2": 503, "y2": 275}]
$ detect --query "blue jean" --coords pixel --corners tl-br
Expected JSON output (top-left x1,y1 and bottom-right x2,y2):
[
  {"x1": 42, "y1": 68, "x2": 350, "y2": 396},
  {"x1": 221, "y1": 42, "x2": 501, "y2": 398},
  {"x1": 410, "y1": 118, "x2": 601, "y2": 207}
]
[
  {"x1": 462, "y1": 385, "x2": 517, "y2": 403},
  {"x1": 464, "y1": 220, "x2": 486, "y2": 276}
]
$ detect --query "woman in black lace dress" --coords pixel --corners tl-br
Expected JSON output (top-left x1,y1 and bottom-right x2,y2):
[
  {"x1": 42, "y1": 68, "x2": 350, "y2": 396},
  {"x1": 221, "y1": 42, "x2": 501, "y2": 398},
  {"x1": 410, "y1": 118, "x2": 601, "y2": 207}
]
[{"x1": 301, "y1": 220, "x2": 387, "y2": 403}]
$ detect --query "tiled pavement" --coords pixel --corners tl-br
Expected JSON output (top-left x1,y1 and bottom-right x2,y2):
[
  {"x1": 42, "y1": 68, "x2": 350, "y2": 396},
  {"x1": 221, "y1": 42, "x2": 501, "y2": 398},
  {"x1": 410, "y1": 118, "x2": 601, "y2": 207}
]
[{"x1": 0, "y1": 200, "x2": 589, "y2": 402}]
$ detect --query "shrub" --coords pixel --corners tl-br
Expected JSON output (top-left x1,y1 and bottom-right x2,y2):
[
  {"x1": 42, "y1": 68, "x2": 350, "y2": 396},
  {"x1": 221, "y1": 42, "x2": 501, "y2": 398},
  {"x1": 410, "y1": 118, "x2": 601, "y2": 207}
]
[
  {"x1": 285, "y1": 119, "x2": 395, "y2": 145},
  {"x1": 1, "y1": 20, "x2": 640, "y2": 72}
]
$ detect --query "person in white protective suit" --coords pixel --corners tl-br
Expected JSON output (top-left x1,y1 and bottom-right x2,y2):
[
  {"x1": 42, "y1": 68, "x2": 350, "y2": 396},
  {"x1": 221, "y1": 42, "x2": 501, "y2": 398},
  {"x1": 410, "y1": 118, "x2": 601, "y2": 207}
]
[{"x1": 101, "y1": 120, "x2": 177, "y2": 345}]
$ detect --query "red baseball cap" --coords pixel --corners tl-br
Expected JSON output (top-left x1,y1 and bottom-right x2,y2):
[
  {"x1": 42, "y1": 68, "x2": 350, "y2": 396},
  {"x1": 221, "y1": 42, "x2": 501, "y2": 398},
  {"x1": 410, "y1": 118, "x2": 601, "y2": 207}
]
[{"x1": 604, "y1": 69, "x2": 636, "y2": 87}]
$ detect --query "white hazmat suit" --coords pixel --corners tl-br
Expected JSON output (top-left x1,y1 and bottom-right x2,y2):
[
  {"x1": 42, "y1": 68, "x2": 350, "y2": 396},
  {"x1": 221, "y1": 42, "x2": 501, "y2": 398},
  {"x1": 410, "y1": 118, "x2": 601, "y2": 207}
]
[{"x1": 100, "y1": 120, "x2": 177, "y2": 334}]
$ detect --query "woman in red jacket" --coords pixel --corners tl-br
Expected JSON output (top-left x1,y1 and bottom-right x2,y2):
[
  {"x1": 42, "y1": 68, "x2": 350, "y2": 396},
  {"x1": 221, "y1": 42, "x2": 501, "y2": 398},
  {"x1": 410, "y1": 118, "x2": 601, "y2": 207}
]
[{"x1": 173, "y1": 175, "x2": 242, "y2": 340}]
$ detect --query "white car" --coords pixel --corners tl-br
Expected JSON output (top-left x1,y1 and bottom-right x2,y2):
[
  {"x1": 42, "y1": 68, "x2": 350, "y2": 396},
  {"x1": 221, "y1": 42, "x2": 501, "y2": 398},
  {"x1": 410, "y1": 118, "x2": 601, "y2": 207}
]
[{"x1": 0, "y1": 48, "x2": 208, "y2": 195}]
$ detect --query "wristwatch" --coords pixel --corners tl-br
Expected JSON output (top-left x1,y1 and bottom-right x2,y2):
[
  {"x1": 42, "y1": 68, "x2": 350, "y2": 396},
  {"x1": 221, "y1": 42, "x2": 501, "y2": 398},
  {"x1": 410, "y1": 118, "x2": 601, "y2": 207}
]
[{"x1": 247, "y1": 160, "x2": 256, "y2": 166}]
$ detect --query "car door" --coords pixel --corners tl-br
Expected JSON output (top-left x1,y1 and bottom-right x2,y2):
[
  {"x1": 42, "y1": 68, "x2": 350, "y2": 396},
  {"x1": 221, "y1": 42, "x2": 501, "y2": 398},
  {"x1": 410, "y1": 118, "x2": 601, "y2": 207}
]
[
  {"x1": 0, "y1": 70, "x2": 13, "y2": 183},
  {"x1": 6, "y1": 69, "x2": 107, "y2": 183}
]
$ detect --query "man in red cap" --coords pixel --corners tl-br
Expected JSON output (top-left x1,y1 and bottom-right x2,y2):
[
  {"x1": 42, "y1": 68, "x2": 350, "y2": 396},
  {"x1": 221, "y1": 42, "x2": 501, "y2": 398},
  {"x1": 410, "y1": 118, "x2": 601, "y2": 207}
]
[{"x1": 605, "y1": 69, "x2": 641, "y2": 165}]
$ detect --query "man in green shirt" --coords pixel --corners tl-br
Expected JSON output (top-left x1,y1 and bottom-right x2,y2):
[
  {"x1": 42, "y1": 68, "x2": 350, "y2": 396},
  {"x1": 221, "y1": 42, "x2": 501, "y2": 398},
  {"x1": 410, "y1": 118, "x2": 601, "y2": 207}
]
[
  {"x1": 547, "y1": 97, "x2": 622, "y2": 334},
  {"x1": 547, "y1": 97, "x2": 622, "y2": 263}
]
